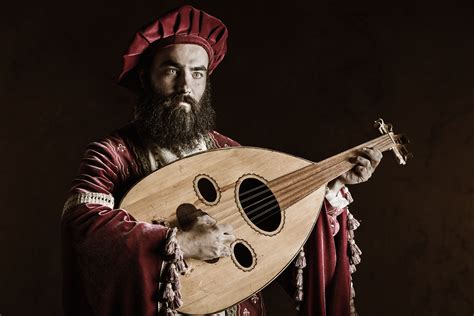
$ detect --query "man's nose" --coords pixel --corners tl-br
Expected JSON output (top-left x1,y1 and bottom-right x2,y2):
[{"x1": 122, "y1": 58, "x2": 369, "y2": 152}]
[{"x1": 175, "y1": 71, "x2": 192, "y2": 95}]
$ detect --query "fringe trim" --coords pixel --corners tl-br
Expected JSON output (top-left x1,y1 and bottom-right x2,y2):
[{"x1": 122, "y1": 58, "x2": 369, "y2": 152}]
[
  {"x1": 350, "y1": 281, "x2": 358, "y2": 316},
  {"x1": 294, "y1": 249, "x2": 306, "y2": 311},
  {"x1": 347, "y1": 212, "x2": 361, "y2": 231},
  {"x1": 347, "y1": 209, "x2": 361, "y2": 316},
  {"x1": 160, "y1": 228, "x2": 188, "y2": 315},
  {"x1": 62, "y1": 192, "x2": 114, "y2": 215},
  {"x1": 347, "y1": 210, "x2": 362, "y2": 268}
]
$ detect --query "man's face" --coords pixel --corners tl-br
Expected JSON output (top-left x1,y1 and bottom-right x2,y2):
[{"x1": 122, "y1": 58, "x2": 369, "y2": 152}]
[
  {"x1": 135, "y1": 43, "x2": 215, "y2": 152},
  {"x1": 149, "y1": 44, "x2": 209, "y2": 110}
]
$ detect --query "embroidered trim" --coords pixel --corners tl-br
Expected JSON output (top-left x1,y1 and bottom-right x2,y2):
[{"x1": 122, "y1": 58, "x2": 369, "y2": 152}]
[
  {"x1": 206, "y1": 132, "x2": 220, "y2": 149},
  {"x1": 148, "y1": 136, "x2": 208, "y2": 169},
  {"x1": 225, "y1": 305, "x2": 238, "y2": 316},
  {"x1": 62, "y1": 192, "x2": 114, "y2": 214}
]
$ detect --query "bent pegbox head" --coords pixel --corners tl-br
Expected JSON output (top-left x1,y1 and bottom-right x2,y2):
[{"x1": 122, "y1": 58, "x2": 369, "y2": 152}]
[{"x1": 374, "y1": 118, "x2": 412, "y2": 165}]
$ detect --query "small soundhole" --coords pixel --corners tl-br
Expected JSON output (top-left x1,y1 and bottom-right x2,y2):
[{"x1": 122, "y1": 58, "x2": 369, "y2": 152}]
[
  {"x1": 194, "y1": 175, "x2": 220, "y2": 205},
  {"x1": 231, "y1": 240, "x2": 256, "y2": 271},
  {"x1": 238, "y1": 177, "x2": 281, "y2": 233}
]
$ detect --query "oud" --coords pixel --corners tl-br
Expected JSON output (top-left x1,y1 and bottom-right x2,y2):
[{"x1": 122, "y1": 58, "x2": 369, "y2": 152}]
[{"x1": 120, "y1": 118, "x2": 411, "y2": 314}]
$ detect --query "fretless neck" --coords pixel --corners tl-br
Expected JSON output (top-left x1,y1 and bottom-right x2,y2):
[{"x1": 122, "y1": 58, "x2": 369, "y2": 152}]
[{"x1": 269, "y1": 133, "x2": 396, "y2": 209}]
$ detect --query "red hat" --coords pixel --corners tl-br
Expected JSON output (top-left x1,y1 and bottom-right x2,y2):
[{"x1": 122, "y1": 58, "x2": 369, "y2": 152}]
[{"x1": 117, "y1": 5, "x2": 228, "y2": 93}]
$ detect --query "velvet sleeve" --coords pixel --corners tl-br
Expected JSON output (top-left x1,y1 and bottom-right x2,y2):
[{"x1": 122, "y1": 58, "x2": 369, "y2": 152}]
[
  {"x1": 61, "y1": 136, "x2": 169, "y2": 316},
  {"x1": 275, "y1": 191, "x2": 353, "y2": 316}
]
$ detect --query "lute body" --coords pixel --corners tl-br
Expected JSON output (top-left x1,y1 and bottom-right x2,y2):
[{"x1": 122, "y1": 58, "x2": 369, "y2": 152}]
[{"x1": 120, "y1": 119, "x2": 410, "y2": 314}]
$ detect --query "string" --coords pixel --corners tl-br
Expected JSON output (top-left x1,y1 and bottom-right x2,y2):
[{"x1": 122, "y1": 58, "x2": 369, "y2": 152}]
[
  {"x1": 212, "y1": 136, "x2": 395, "y2": 229},
  {"x1": 212, "y1": 133, "x2": 394, "y2": 220},
  {"x1": 213, "y1": 136, "x2": 394, "y2": 227},
  {"x1": 221, "y1": 157, "x2": 355, "y2": 228},
  {"x1": 233, "y1": 158, "x2": 353, "y2": 228}
]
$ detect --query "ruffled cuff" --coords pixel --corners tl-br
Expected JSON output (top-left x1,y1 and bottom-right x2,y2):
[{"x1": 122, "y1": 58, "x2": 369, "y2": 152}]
[
  {"x1": 324, "y1": 186, "x2": 354, "y2": 236},
  {"x1": 325, "y1": 185, "x2": 353, "y2": 209}
]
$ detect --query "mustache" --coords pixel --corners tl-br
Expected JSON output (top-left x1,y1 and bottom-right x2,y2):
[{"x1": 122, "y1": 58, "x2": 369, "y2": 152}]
[{"x1": 164, "y1": 93, "x2": 198, "y2": 107}]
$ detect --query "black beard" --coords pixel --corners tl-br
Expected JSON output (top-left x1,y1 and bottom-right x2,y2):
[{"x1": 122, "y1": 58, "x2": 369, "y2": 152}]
[{"x1": 134, "y1": 83, "x2": 215, "y2": 153}]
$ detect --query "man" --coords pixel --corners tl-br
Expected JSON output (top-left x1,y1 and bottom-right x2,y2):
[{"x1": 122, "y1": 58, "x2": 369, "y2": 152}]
[{"x1": 61, "y1": 5, "x2": 382, "y2": 316}]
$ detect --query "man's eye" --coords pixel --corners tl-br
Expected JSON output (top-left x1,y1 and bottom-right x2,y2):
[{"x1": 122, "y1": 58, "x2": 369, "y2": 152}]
[
  {"x1": 192, "y1": 72, "x2": 204, "y2": 79},
  {"x1": 165, "y1": 68, "x2": 178, "y2": 75}
]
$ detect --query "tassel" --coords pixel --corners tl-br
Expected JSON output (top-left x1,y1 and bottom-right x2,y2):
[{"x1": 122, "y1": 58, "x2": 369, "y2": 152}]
[
  {"x1": 348, "y1": 229, "x2": 355, "y2": 239},
  {"x1": 295, "y1": 287, "x2": 304, "y2": 302},
  {"x1": 166, "y1": 264, "x2": 179, "y2": 283},
  {"x1": 173, "y1": 289, "x2": 182, "y2": 300},
  {"x1": 159, "y1": 228, "x2": 188, "y2": 315},
  {"x1": 350, "y1": 240, "x2": 362, "y2": 256},
  {"x1": 295, "y1": 250, "x2": 306, "y2": 269},
  {"x1": 173, "y1": 247, "x2": 184, "y2": 262},
  {"x1": 351, "y1": 253, "x2": 361, "y2": 265},
  {"x1": 175, "y1": 260, "x2": 187, "y2": 273},
  {"x1": 172, "y1": 281, "x2": 181, "y2": 291},
  {"x1": 164, "y1": 228, "x2": 178, "y2": 256},
  {"x1": 296, "y1": 269, "x2": 304, "y2": 287},
  {"x1": 347, "y1": 213, "x2": 361, "y2": 231},
  {"x1": 162, "y1": 283, "x2": 175, "y2": 302},
  {"x1": 172, "y1": 295, "x2": 183, "y2": 309},
  {"x1": 293, "y1": 247, "x2": 306, "y2": 310},
  {"x1": 349, "y1": 264, "x2": 357, "y2": 274},
  {"x1": 164, "y1": 239, "x2": 177, "y2": 256}
]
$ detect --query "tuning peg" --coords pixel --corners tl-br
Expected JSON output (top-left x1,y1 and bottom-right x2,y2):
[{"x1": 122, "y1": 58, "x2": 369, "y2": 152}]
[
  {"x1": 375, "y1": 118, "x2": 412, "y2": 165},
  {"x1": 374, "y1": 118, "x2": 393, "y2": 134},
  {"x1": 399, "y1": 135, "x2": 410, "y2": 144},
  {"x1": 399, "y1": 145, "x2": 408, "y2": 155},
  {"x1": 374, "y1": 118, "x2": 385, "y2": 128},
  {"x1": 393, "y1": 145, "x2": 413, "y2": 165}
]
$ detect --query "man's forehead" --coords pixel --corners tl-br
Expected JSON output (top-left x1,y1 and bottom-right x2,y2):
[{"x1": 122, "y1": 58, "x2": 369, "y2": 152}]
[{"x1": 153, "y1": 44, "x2": 209, "y2": 68}]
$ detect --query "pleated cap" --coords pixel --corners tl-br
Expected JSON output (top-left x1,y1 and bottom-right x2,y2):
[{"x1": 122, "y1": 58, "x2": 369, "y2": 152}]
[{"x1": 118, "y1": 5, "x2": 228, "y2": 93}]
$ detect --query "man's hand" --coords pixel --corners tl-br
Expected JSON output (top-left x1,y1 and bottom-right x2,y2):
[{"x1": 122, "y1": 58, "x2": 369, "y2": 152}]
[
  {"x1": 176, "y1": 214, "x2": 235, "y2": 260},
  {"x1": 329, "y1": 147, "x2": 383, "y2": 191},
  {"x1": 341, "y1": 147, "x2": 383, "y2": 185}
]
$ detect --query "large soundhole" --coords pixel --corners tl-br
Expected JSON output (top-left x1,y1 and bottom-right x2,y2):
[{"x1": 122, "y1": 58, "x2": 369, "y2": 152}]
[{"x1": 238, "y1": 177, "x2": 282, "y2": 233}]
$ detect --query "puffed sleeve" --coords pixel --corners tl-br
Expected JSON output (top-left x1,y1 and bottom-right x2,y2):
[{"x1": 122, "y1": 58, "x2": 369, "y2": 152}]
[{"x1": 61, "y1": 136, "x2": 169, "y2": 316}]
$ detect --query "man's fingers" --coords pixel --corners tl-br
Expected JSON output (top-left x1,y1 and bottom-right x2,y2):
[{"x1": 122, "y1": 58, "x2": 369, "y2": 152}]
[
  {"x1": 221, "y1": 234, "x2": 236, "y2": 243},
  {"x1": 354, "y1": 156, "x2": 371, "y2": 169},
  {"x1": 340, "y1": 148, "x2": 382, "y2": 185},
  {"x1": 218, "y1": 223, "x2": 233, "y2": 234},
  {"x1": 198, "y1": 214, "x2": 217, "y2": 226},
  {"x1": 219, "y1": 245, "x2": 231, "y2": 257},
  {"x1": 354, "y1": 166, "x2": 369, "y2": 182},
  {"x1": 361, "y1": 147, "x2": 383, "y2": 167},
  {"x1": 217, "y1": 223, "x2": 235, "y2": 243}
]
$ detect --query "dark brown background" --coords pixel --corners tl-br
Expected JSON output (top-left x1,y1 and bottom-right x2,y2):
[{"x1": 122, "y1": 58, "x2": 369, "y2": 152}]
[{"x1": 0, "y1": 0, "x2": 473, "y2": 315}]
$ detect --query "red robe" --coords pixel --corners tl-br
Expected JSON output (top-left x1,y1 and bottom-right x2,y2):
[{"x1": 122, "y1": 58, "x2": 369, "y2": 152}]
[{"x1": 61, "y1": 125, "x2": 351, "y2": 316}]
